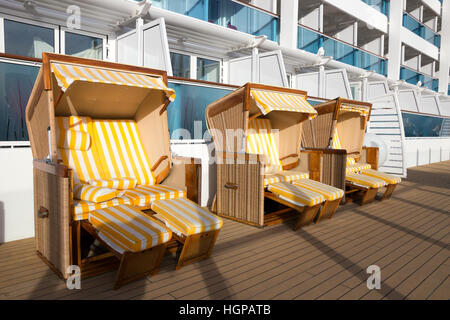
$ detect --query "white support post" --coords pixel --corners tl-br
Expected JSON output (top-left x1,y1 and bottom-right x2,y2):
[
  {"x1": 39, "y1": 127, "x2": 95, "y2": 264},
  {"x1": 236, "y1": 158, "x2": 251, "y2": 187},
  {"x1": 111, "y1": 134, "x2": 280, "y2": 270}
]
[
  {"x1": 438, "y1": 0, "x2": 450, "y2": 93},
  {"x1": 388, "y1": 0, "x2": 403, "y2": 81},
  {"x1": 251, "y1": 47, "x2": 259, "y2": 82},
  {"x1": 318, "y1": 65, "x2": 325, "y2": 98},
  {"x1": 0, "y1": 18, "x2": 4, "y2": 53},
  {"x1": 136, "y1": 17, "x2": 144, "y2": 66},
  {"x1": 190, "y1": 55, "x2": 197, "y2": 80},
  {"x1": 280, "y1": 0, "x2": 299, "y2": 49}
]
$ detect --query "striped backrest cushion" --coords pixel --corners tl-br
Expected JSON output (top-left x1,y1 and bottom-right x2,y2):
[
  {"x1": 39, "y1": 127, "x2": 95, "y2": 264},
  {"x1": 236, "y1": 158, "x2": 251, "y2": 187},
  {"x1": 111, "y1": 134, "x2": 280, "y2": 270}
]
[
  {"x1": 57, "y1": 130, "x2": 91, "y2": 151},
  {"x1": 92, "y1": 120, "x2": 156, "y2": 186},
  {"x1": 56, "y1": 116, "x2": 103, "y2": 184},
  {"x1": 347, "y1": 157, "x2": 356, "y2": 165},
  {"x1": 246, "y1": 118, "x2": 283, "y2": 173},
  {"x1": 331, "y1": 127, "x2": 342, "y2": 150}
]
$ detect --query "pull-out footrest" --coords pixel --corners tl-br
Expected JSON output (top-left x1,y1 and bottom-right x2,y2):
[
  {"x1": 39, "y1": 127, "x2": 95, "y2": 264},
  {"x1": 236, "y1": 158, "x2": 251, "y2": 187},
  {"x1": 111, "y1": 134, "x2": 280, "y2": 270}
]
[
  {"x1": 360, "y1": 169, "x2": 401, "y2": 200},
  {"x1": 88, "y1": 205, "x2": 172, "y2": 289},
  {"x1": 292, "y1": 179, "x2": 344, "y2": 221},
  {"x1": 266, "y1": 182, "x2": 324, "y2": 230},
  {"x1": 346, "y1": 173, "x2": 387, "y2": 205},
  {"x1": 151, "y1": 198, "x2": 223, "y2": 270}
]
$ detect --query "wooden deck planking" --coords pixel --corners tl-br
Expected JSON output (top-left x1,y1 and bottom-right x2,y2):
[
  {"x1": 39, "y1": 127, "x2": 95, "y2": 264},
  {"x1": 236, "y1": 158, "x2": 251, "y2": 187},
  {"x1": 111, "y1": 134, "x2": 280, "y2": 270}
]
[{"x1": 0, "y1": 161, "x2": 449, "y2": 300}]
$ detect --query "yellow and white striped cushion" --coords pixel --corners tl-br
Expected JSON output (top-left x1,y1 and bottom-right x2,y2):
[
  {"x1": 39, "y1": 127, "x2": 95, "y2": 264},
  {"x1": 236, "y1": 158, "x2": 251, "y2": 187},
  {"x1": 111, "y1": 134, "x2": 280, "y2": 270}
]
[
  {"x1": 264, "y1": 171, "x2": 309, "y2": 186},
  {"x1": 151, "y1": 198, "x2": 223, "y2": 236},
  {"x1": 92, "y1": 119, "x2": 155, "y2": 186},
  {"x1": 56, "y1": 116, "x2": 103, "y2": 184},
  {"x1": 361, "y1": 169, "x2": 401, "y2": 185},
  {"x1": 88, "y1": 205, "x2": 172, "y2": 254},
  {"x1": 125, "y1": 185, "x2": 186, "y2": 207},
  {"x1": 89, "y1": 177, "x2": 137, "y2": 190},
  {"x1": 247, "y1": 118, "x2": 283, "y2": 173},
  {"x1": 267, "y1": 182, "x2": 325, "y2": 207},
  {"x1": 292, "y1": 179, "x2": 344, "y2": 201},
  {"x1": 73, "y1": 184, "x2": 119, "y2": 203},
  {"x1": 346, "y1": 173, "x2": 386, "y2": 189},
  {"x1": 57, "y1": 130, "x2": 91, "y2": 151},
  {"x1": 346, "y1": 162, "x2": 372, "y2": 175},
  {"x1": 73, "y1": 195, "x2": 135, "y2": 221},
  {"x1": 331, "y1": 128, "x2": 342, "y2": 150},
  {"x1": 347, "y1": 157, "x2": 356, "y2": 165}
]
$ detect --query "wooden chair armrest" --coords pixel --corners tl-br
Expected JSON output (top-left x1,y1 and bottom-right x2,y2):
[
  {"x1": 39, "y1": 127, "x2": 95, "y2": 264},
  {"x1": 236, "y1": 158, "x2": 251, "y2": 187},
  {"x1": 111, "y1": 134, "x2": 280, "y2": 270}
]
[
  {"x1": 302, "y1": 147, "x2": 347, "y2": 155},
  {"x1": 33, "y1": 159, "x2": 69, "y2": 177},
  {"x1": 361, "y1": 147, "x2": 379, "y2": 170},
  {"x1": 216, "y1": 151, "x2": 268, "y2": 165}
]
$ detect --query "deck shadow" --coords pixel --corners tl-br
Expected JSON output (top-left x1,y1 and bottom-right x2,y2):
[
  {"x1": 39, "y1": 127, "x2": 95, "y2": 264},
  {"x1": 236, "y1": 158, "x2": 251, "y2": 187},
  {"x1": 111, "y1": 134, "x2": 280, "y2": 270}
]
[
  {"x1": 295, "y1": 229, "x2": 406, "y2": 300},
  {"x1": 352, "y1": 208, "x2": 449, "y2": 250}
]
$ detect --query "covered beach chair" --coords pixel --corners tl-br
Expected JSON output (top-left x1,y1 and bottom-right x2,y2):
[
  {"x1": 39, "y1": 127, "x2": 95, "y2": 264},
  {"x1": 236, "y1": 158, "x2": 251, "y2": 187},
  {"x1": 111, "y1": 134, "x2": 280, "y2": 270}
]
[
  {"x1": 26, "y1": 53, "x2": 222, "y2": 288},
  {"x1": 301, "y1": 97, "x2": 401, "y2": 204},
  {"x1": 206, "y1": 83, "x2": 344, "y2": 229}
]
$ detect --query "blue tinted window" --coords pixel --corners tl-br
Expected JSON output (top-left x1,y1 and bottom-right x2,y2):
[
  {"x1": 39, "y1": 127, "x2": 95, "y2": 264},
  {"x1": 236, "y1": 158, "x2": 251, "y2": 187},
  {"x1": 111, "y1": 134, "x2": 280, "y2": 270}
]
[
  {"x1": 0, "y1": 62, "x2": 39, "y2": 141},
  {"x1": 167, "y1": 82, "x2": 232, "y2": 139},
  {"x1": 197, "y1": 58, "x2": 220, "y2": 82},
  {"x1": 170, "y1": 52, "x2": 191, "y2": 78},
  {"x1": 65, "y1": 32, "x2": 103, "y2": 60},
  {"x1": 402, "y1": 112, "x2": 449, "y2": 137}
]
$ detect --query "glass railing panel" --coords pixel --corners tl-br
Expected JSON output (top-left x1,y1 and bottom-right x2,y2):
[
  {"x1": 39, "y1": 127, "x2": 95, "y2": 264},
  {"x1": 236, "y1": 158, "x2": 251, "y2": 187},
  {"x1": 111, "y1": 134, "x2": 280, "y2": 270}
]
[
  {"x1": 422, "y1": 74, "x2": 439, "y2": 92},
  {"x1": 298, "y1": 26, "x2": 387, "y2": 76},
  {"x1": 153, "y1": 0, "x2": 280, "y2": 42},
  {"x1": 0, "y1": 62, "x2": 40, "y2": 141},
  {"x1": 400, "y1": 67, "x2": 423, "y2": 86},
  {"x1": 402, "y1": 13, "x2": 440, "y2": 47},
  {"x1": 400, "y1": 67, "x2": 438, "y2": 92},
  {"x1": 361, "y1": 0, "x2": 389, "y2": 16}
]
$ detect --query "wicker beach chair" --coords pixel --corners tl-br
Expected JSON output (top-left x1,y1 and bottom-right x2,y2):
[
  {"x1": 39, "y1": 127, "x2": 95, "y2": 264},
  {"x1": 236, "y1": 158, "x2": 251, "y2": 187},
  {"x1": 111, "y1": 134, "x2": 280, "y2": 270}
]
[
  {"x1": 206, "y1": 83, "x2": 344, "y2": 229},
  {"x1": 301, "y1": 97, "x2": 401, "y2": 204},
  {"x1": 26, "y1": 53, "x2": 222, "y2": 288}
]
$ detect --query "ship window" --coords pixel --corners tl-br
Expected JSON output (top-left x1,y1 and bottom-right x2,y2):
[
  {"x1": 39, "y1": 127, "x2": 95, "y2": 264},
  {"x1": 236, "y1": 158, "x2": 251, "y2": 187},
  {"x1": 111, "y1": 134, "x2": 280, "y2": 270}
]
[
  {"x1": 197, "y1": 57, "x2": 220, "y2": 82},
  {"x1": 4, "y1": 19, "x2": 55, "y2": 58},
  {"x1": 170, "y1": 52, "x2": 191, "y2": 78},
  {"x1": 65, "y1": 32, "x2": 103, "y2": 60}
]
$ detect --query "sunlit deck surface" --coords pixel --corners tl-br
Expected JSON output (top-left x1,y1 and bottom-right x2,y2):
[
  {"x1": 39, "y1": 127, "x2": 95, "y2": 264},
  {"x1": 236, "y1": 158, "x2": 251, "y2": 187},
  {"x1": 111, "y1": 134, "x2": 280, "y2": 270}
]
[{"x1": 1, "y1": 161, "x2": 449, "y2": 300}]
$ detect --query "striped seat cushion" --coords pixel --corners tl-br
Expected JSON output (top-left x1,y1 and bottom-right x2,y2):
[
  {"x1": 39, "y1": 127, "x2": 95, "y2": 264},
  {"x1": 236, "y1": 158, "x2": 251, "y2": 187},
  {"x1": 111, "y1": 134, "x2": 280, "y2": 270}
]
[
  {"x1": 73, "y1": 184, "x2": 119, "y2": 203},
  {"x1": 346, "y1": 162, "x2": 372, "y2": 175},
  {"x1": 73, "y1": 195, "x2": 136, "y2": 221},
  {"x1": 89, "y1": 177, "x2": 137, "y2": 190},
  {"x1": 267, "y1": 182, "x2": 325, "y2": 207},
  {"x1": 92, "y1": 119, "x2": 156, "y2": 186},
  {"x1": 151, "y1": 198, "x2": 223, "y2": 236},
  {"x1": 264, "y1": 171, "x2": 309, "y2": 186},
  {"x1": 124, "y1": 185, "x2": 186, "y2": 207},
  {"x1": 292, "y1": 179, "x2": 344, "y2": 201},
  {"x1": 361, "y1": 169, "x2": 401, "y2": 185},
  {"x1": 88, "y1": 205, "x2": 172, "y2": 254},
  {"x1": 346, "y1": 173, "x2": 387, "y2": 189}
]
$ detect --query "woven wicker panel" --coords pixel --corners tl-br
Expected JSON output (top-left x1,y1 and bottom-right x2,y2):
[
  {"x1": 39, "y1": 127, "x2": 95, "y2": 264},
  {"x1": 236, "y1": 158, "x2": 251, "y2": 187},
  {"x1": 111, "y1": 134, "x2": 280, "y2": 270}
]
[
  {"x1": 209, "y1": 103, "x2": 246, "y2": 153},
  {"x1": 34, "y1": 168, "x2": 71, "y2": 279},
  {"x1": 217, "y1": 161, "x2": 264, "y2": 226},
  {"x1": 301, "y1": 113, "x2": 333, "y2": 149},
  {"x1": 321, "y1": 152, "x2": 346, "y2": 191}
]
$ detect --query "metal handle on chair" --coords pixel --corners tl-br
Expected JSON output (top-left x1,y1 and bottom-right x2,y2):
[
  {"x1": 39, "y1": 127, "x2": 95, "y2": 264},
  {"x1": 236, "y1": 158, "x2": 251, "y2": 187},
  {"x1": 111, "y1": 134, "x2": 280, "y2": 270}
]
[
  {"x1": 37, "y1": 206, "x2": 49, "y2": 218},
  {"x1": 224, "y1": 182, "x2": 239, "y2": 190}
]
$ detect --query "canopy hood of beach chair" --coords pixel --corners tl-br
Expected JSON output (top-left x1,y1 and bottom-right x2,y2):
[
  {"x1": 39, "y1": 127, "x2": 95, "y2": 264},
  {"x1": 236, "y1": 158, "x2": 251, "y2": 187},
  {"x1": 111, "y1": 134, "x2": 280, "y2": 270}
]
[
  {"x1": 42, "y1": 53, "x2": 175, "y2": 119},
  {"x1": 26, "y1": 53, "x2": 174, "y2": 169}
]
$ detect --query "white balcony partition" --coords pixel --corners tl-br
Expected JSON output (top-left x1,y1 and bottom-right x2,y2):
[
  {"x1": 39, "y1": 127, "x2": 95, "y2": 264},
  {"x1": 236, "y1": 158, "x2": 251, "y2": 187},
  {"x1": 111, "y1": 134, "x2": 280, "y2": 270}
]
[
  {"x1": 117, "y1": 18, "x2": 173, "y2": 75},
  {"x1": 227, "y1": 50, "x2": 288, "y2": 87},
  {"x1": 294, "y1": 69, "x2": 352, "y2": 99}
]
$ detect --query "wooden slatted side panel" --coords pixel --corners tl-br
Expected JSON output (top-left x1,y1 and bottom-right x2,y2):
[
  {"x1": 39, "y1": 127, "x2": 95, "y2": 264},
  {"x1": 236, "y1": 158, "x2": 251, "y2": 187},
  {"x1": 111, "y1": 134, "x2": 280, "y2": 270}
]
[
  {"x1": 367, "y1": 94, "x2": 406, "y2": 176},
  {"x1": 301, "y1": 113, "x2": 334, "y2": 149},
  {"x1": 217, "y1": 161, "x2": 264, "y2": 226},
  {"x1": 33, "y1": 168, "x2": 71, "y2": 279}
]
